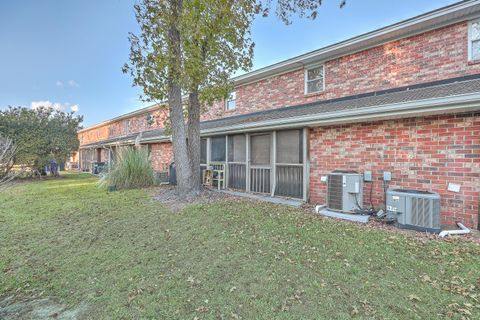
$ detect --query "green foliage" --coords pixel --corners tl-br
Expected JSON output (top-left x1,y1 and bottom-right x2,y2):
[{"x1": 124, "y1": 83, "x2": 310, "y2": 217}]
[
  {"x1": 123, "y1": 0, "x2": 257, "y2": 107},
  {"x1": 101, "y1": 147, "x2": 154, "y2": 189},
  {"x1": 0, "y1": 106, "x2": 82, "y2": 170}
]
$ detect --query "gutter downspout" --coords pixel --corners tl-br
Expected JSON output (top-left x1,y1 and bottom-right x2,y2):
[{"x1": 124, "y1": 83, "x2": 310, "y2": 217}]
[{"x1": 439, "y1": 222, "x2": 471, "y2": 238}]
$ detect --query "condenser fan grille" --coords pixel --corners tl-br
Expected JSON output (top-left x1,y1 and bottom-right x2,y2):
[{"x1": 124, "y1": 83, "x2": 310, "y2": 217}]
[{"x1": 327, "y1": 174, "x2": 343, "y2": 210}]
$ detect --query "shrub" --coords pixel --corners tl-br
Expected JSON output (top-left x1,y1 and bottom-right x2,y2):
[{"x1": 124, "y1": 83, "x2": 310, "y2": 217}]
[{"x1": 100, "y1": 147, "x2": 154, "y2": 189}]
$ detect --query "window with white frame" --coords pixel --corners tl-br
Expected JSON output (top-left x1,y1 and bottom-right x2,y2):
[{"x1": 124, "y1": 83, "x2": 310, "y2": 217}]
[
  {"x1": 225, "y1": 91, "x2": 236, "y2": 111},
  {"x1": 305, "y1": 65, "x2": 324, "y2": 94},
  {"x1": 469, "y1": 19, "x2": 480, "y2": 61},
  {"x1": 124, "y1": 120, "x2": 130, "y2": 134}
]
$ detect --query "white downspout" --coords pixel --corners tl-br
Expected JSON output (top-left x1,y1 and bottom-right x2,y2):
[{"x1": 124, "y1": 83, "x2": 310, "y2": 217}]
[{"x1": 439, "y1": 222, "x2": 471, "y2": 238}]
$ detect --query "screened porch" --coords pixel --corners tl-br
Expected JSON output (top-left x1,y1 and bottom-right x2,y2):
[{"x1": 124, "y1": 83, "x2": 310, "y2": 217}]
[{"x1": 201, "y1": 128, "x2": 309, "y2": 201}]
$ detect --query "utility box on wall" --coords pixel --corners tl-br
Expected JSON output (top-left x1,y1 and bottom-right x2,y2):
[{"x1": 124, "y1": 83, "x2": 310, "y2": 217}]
[
  {"x1": 386, "y1": 189, "x2": 441, "y2": 233},
  {"x1": 327, "y1": 171, "x2": 363, "y2": 212}
]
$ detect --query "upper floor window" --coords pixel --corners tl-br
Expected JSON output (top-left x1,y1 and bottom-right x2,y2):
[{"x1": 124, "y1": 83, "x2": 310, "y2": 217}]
[
  {"x1": 305, "y1": 65, "x2": 324, "y2": 94},
  {"x1": 97, "y1": 128, "x2": 100, "y2": 138},
  {"x1": 469, "y1": 19, "x2": 480, "y2": 61},
  {"x1": 124, "y1": 120, "x2": 130, "y2": 134},
  {"x1": 109, "y1": 126, "x2": 114, "y2": 136},
  {"x1": 146, "y1": 114, "x2": 154, "y2": 126},
  {"x1": 225, "y1": 91, "x2": 236, "y2": 111}
]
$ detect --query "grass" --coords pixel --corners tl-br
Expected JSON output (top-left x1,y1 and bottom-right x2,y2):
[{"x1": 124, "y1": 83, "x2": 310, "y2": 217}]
[{"x1": 1, "y1": 173, "x2": 479, "y2": 319}]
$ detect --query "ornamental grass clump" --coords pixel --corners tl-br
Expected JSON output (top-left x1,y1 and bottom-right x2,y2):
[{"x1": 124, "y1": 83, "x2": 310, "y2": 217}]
[{"x1": 101, "y1": 147, "x2": 154, "y2": 190}]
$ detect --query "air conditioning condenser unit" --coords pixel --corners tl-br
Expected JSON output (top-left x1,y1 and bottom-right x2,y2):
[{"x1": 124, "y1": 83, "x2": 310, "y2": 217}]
[
  {"x1": 327, "y1": 171, "x2": 363, "y2": 212},
  {"x1": 386, "y1": 189, "x2": 441, "y2": 233}
]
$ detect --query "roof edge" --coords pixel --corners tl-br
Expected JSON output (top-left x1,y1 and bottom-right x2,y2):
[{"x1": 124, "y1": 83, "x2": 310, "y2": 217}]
[{"x1": 201, "y1": 92, "x2": 480, "y2": 135}]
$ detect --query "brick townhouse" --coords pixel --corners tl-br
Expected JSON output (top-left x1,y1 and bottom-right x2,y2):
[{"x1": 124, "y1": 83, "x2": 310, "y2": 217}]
[{"x1": 78, "y1": 1, "x2": 480, "y2": 229}]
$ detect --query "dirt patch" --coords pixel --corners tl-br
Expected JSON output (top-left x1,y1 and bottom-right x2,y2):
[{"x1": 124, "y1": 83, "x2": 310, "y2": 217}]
[
  {"x1": 153, "y1": 185, "x2": 240, "y2": 211},
  {"x1": 0, "y1": 296, "x2": 87, "y2": 320}
]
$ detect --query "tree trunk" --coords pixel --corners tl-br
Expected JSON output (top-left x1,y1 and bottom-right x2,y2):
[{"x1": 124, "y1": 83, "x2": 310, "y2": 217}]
[
  {"x1": 187, "y1": 89, "x2": 201, "y2": 194},
  {"x1": 166, "y1": 0, "x2": 193, "y2": 197}
]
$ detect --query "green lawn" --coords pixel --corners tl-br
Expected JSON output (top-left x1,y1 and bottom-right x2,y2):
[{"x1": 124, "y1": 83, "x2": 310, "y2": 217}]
[{"x1": 1, "y1": 173, "x2": 479, "y2": 319}]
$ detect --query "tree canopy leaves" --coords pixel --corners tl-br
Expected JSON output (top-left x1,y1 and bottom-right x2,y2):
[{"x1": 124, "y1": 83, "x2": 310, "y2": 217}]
[
  {"x1": 123, "y1": 0, "x2": 257, "y2": 107},
  {"x1": 0, "y1": 107, "x2": 83, "y2": 169}
]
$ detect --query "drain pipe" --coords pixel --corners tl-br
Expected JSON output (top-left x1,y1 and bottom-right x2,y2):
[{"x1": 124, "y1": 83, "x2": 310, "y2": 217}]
[{"x1": 439, "y1": 222, "x2": 471, "y2": 238}]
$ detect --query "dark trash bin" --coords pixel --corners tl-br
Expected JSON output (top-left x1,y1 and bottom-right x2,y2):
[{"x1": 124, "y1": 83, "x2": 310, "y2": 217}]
[
  {"x1": 92, "y1": 162, "x2": 106, "y2": 175},
  {"x1": 169, "y1": 162, "x2": 177, "y2": 185}
]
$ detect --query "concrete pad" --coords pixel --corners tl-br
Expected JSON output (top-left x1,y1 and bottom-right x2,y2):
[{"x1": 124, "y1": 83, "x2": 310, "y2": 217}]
[
  {"x1": 217, "y1": 189, "x2": 304, "y2": 208},
  {"x1": 318, "y1": 208, "x2": 370, "y2": 223}
]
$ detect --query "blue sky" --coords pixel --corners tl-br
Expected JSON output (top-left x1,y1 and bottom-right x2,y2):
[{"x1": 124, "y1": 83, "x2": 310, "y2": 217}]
[{"x1": 0, "y1": 0, "x2": 458, "y2": 127}]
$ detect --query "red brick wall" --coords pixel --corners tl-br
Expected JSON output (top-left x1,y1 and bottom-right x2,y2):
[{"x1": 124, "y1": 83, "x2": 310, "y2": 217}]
[
  {"x1": 309, "y1": 113, "x2": 480, "y2": 228},
  {"x1": 149, "y1": 142, "x2": 173, "y2": 172},
  {"x1": 79, "y1": 108, "x2": 169, "y2": 145},
  {"x1": 203, "y1": 21, "x2": 480, "y2": 120},
  {"x1": 82, "y1": 21, "x2": 480, "y2": 145}
]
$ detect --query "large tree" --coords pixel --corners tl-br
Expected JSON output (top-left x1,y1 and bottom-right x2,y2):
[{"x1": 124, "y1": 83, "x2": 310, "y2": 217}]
[
  {"x1": 124, "y1": 0, "x2": 345, "y2": 197},
  {"x1": 0, "y1": 106, "x2": 83, "y2": 172}
]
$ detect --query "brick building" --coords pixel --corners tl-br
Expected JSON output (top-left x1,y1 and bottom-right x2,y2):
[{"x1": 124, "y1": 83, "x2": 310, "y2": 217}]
[{"x1": 79, "y1": 1, "x2": 480, "y2": 229}]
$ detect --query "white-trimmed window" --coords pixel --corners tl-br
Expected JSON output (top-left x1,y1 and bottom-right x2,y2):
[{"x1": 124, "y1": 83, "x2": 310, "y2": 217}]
[
  {"x1": 305, "y1": 65, "x2": 324, "y2": 94},
  {"x1": 469, "y1": 19, "x2": 480, "y2": 61},
  {"x1": 124, "y1": 120, "x2": 130, "y2": 134},
  {"x1": 146, "y1": 113, "x2": 154, "y2": 126},
  {"x1": 225, "y1": 91, "x2": 236, "y2": 111}
]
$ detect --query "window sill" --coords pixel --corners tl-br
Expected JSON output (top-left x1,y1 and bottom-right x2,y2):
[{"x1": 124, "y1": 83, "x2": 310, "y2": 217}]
[
  {"x1": 304, "y1": 90, "x2": 327, "y2": 98},
  {"x1": 468, "y1": 59, "x2": 480, "y2": 65}
]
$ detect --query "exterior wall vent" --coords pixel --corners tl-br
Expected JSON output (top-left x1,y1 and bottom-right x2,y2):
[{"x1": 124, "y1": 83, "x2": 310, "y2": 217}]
[
  {"x1": 386, "y1": 189, "x2": 441, "y2": 233},
  {"x1": 327, "y1": 171, "x2": 363, "y2": 212}
]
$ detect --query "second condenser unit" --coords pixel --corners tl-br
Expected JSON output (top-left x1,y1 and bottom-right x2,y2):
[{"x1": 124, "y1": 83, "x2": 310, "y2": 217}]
[
  {"x1": 327, "y1": 171, "x2": 363, "y2": 212},
  {"x1": 386, "y1": 189, "x2": 441, "y2": 233}
]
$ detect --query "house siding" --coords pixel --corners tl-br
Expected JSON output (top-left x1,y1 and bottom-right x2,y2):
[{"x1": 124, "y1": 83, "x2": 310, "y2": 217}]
[{"x1": 309, "y1": 113, "x2": 480, "y2": 228}]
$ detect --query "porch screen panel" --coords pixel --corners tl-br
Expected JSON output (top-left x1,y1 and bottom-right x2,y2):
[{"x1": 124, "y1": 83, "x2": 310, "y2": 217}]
[
  {"x1": 275, "y1": 129, "x2": 303, "y2": 199},
  {"x1": 200, "y1": 138, "x2": 207, "y2": 164},
  {"x1": 110, "y1": 147, "x2": 117, "y2": 163},
  {"x1": 228, "y1": 135, "x2": 246, "y2": 162},
  {"x1": 250, "y1": 134, "x2": 271, "y2": 193},
  {"x1": 276, "y1": 129, "x2": 303, "y2": 164},
  {"x1": 210, "y1": 136, "x2": 226, "y2": 162},
  {"x1": 228, "y1": 135, "x2": 246, "y2": 190},
  {"x1": 251, "y1": 134, "x2": 271, "y2": 165}
]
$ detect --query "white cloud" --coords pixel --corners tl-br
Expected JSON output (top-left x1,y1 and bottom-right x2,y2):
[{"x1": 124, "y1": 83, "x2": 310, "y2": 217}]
[
  {"x1": 68, "y1": 80, "x2": 79, "y2": 87},
  {"x1": 30, "y1": 101, "x2": 79, "y2": 113},
  {"x1": 56, "y1": 81, "x2": 63, "y2": 87}
]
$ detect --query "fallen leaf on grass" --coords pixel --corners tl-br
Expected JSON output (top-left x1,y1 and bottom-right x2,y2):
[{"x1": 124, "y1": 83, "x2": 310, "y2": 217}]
[
  {"x1": 196, "y1": 305, "x2": 209, "y2": 313},
  {"x1": 408, "y1": 294, "x2": 421, "y2": 302},
  {"x1": 127, "y1": 288, "x2": 144, "y2": 303},
  {"x1": 350, "y1": 306, "x2": 359, "y2": 316}
]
